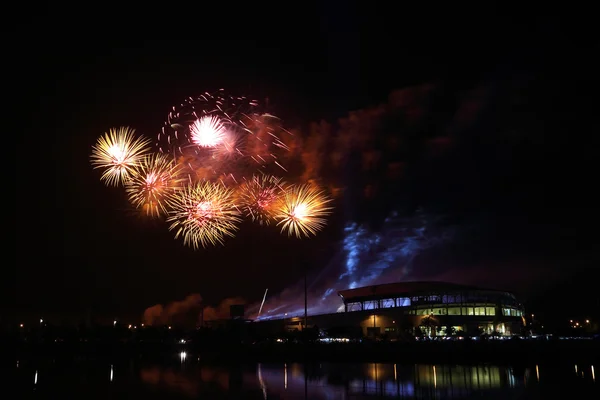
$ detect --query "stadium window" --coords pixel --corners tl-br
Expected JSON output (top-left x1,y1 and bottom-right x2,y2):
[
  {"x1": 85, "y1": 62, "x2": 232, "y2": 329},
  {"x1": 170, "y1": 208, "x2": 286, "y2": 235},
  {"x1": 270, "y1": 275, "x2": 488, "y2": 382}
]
[
  {"x1": 397, "y1": 297, "x2": 411, "y2": 306},
  {"x1": 448, "y1": 307, "x2": 461, "y2": 315},
  {"x1": 363, "y1": 300, "x2": 378, "y2": 310},
  {"x1": 474, "y1": 307, "x2": 485, "y2": 316},
  {"x1": 485, "y1": 307, "x2": 495, "y2": 316},
  {"x1": 381, "y1": 298, "x2": 395, "y2": 308},
  {"x1": 502, "y1": 308, "x2": 510, "y2": 316}
]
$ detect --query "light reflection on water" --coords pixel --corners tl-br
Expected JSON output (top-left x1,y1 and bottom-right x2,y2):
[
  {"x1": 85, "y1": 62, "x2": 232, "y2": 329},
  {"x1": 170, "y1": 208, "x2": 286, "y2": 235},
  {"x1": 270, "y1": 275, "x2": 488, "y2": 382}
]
[{"x1": 14, "y1": 357, "x2": 598, "y2": 399}]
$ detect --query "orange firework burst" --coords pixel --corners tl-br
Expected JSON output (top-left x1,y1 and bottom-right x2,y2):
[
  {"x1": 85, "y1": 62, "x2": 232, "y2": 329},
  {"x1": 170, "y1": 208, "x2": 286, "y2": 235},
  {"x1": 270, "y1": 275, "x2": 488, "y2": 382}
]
[
  {"x1": 90, "y1": 127, "x2": 151, "y2": 186},
  {"x1": 238, "y1": 175, "x2": 286, "y2": 225},
  {"x1": 275, "y1": 183, "x2": 333, "y2": 238},
  {"x1": 166, "y1": 181, "x2": 241, "y2": 249},
  {"x1": 190, "y1": 115, "x2": 227, "y2": 148},
  {"x1": 125, "y1": 153, "x2": 185, "y2": 217}
]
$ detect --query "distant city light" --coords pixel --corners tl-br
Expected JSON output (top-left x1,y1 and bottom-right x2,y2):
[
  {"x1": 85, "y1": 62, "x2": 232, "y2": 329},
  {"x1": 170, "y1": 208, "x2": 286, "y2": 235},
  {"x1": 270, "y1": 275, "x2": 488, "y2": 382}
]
[
  {"x1": 19, "y1": 323, "x2": 23, "y2": 328},
  {"x1": 113, "y1": 320, "x2": 117, "y2": 326}
]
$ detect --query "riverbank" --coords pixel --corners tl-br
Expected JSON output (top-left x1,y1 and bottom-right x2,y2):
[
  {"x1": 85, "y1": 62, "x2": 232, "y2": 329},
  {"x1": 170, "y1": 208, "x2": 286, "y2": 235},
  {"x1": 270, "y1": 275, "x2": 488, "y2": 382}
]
[{"x1": 11, "y1": 338, "x2": 600, "y2": 364}]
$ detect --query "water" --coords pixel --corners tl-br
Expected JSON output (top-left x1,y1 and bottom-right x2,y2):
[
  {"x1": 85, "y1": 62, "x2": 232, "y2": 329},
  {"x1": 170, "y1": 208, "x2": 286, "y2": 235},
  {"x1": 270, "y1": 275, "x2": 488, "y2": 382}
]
[{"x1": 13, "y1": 353, "x2": 598, "y2": 399}]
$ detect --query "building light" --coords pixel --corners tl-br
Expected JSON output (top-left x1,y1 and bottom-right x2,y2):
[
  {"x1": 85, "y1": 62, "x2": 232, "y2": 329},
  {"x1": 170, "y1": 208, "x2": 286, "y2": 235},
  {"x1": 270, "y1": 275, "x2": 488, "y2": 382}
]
[{"x1": 586, "y1": 320, "x2": 590, "y2": 324}]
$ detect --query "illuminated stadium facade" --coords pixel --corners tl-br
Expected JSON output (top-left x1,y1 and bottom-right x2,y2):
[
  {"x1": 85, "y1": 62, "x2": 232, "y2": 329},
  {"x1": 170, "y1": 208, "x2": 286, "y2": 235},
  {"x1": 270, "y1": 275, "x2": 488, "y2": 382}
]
[{"x1": 257, "y1": 281, "x2": 525, "y2": 337}]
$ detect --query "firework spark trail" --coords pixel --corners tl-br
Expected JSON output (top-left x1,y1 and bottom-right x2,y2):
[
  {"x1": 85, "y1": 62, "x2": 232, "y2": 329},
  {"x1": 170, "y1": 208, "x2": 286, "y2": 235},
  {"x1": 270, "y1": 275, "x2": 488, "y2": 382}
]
[
  {"x1": 166, "y1": 181, "x2": 242, "y2": 249},
  {"x1": 257, "y1": 288, "x2": 268, "y2": 317},
  {"x1": 250, "y1": 211, "x2": 454, "y2": 320},
  {"x1": 90, "y1": 127, "x2": 152, "y2": 186}
]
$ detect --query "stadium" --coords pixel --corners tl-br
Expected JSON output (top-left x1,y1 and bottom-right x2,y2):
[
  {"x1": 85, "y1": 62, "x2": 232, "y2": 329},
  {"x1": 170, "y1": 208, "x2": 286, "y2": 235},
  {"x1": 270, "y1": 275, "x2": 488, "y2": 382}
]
[{"x1": 253, "y1": 281, "x2": 526, "y2": 338}]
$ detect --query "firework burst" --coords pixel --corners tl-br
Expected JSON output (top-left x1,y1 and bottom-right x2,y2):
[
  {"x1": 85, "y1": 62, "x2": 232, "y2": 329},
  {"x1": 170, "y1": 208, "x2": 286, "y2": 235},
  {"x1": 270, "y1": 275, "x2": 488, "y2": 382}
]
[
  {"x1": 275, "y1": 183, "x2": 333, "y2": 238},
  {"x1": 157, "y1": 90, "x2": 291, "y2": 183},
  {"x1": 238, "y1": 175, "x2": 286, "y2": 225},
  {"x1": 90, "y1": 127, "x2": 151, "y2": 186},
  {"x1": 125, "y1": 153, "x2": 185, "y2": 217},
  {"x1": 166, "y1": 181, "x2": 241, "y2": 249},
  {"x1": 190, "y1": 115, "x2": 227, "y2": 148}
]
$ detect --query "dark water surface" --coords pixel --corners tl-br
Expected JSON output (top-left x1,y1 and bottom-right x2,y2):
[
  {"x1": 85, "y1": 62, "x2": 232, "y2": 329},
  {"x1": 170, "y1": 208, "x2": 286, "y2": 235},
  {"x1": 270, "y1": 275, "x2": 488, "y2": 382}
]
[{"x1": 14, "y1": 352, "x2": 598, "y2": 399}]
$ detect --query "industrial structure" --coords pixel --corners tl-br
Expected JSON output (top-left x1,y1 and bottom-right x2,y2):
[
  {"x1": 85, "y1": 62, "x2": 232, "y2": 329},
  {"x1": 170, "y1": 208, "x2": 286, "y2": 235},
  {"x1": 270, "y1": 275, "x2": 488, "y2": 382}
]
[{"x1": 255, "y1": 281, "x2": 526, "y2": 338}]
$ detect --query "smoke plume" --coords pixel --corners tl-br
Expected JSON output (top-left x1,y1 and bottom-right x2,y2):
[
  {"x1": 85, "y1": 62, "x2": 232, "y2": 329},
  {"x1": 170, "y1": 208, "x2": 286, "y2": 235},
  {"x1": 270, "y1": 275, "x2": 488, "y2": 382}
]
[
  {"x1": 142, "y1": 293, "x2": 203, "y2": 327},
  {"x1": 202, "y1": 297, "x2": 246, "y2": 321}
]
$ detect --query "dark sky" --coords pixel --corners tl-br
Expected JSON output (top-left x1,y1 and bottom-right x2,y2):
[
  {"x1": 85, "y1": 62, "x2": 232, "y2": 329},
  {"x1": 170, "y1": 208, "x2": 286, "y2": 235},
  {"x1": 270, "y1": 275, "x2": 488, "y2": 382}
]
[{"x1": 12, "y1": 10, "x2": 599, "y2": 322}]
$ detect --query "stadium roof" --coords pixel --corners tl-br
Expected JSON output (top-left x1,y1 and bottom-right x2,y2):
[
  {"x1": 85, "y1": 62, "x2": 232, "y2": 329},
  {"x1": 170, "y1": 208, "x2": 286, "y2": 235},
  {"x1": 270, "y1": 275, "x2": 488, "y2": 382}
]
[{"x1": 337, "y1": 281, "x2": 499, "y2": 302}]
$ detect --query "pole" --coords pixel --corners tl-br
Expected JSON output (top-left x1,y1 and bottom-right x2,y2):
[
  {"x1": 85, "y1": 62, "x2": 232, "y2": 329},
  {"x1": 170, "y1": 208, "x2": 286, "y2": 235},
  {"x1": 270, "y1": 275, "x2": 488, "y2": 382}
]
[{"x1": 304, "y1": 271, "x2": 308, "y2": 330}]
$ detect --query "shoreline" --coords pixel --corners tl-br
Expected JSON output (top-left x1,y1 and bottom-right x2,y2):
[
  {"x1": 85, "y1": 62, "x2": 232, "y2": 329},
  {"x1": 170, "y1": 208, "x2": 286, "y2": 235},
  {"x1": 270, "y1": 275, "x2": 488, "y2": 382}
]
[{"x1": 12, "y1": 339, "x2": 600, "y2": 364}]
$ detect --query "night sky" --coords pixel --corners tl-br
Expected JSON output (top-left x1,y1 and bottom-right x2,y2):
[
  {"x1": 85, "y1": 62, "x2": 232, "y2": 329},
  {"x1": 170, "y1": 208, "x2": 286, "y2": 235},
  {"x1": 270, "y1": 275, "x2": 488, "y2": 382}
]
[{"x1": 13, "y1": 10, "x2": 599, "y2": 323}]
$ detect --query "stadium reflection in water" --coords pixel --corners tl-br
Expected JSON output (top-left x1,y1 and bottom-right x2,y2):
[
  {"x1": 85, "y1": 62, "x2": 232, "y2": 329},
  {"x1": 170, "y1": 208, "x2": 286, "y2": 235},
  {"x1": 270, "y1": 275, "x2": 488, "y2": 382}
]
[
  {"x1": 136, "y1": 361, "x2": 597, "y2": 399},
  {"x1": 17, "y1": 358, "x2": 597, "y2": 399}
]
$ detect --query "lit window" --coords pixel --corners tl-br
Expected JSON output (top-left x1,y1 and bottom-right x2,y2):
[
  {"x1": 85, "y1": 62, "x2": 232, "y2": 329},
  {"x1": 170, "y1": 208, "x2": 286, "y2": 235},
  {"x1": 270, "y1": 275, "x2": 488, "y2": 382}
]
[
  {"x1": 397, "y1": 297, "x2": 411, "y2": 306},
  {"x1": 363, "y1": 301, "x2": 378, "y2": 310},
  {"x1": 381, "y1": 298, "x2": 395, "y2": 308}
]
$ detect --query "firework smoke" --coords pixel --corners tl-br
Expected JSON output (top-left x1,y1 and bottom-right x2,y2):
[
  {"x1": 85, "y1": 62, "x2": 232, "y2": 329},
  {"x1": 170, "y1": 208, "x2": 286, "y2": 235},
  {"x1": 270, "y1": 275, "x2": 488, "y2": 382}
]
[
  {"x1": 142, "y1": 293, "x2": 203, "y2": 327},
  {"x1": 202, "y1": 297, "x2": 246, "y2": 321}
]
